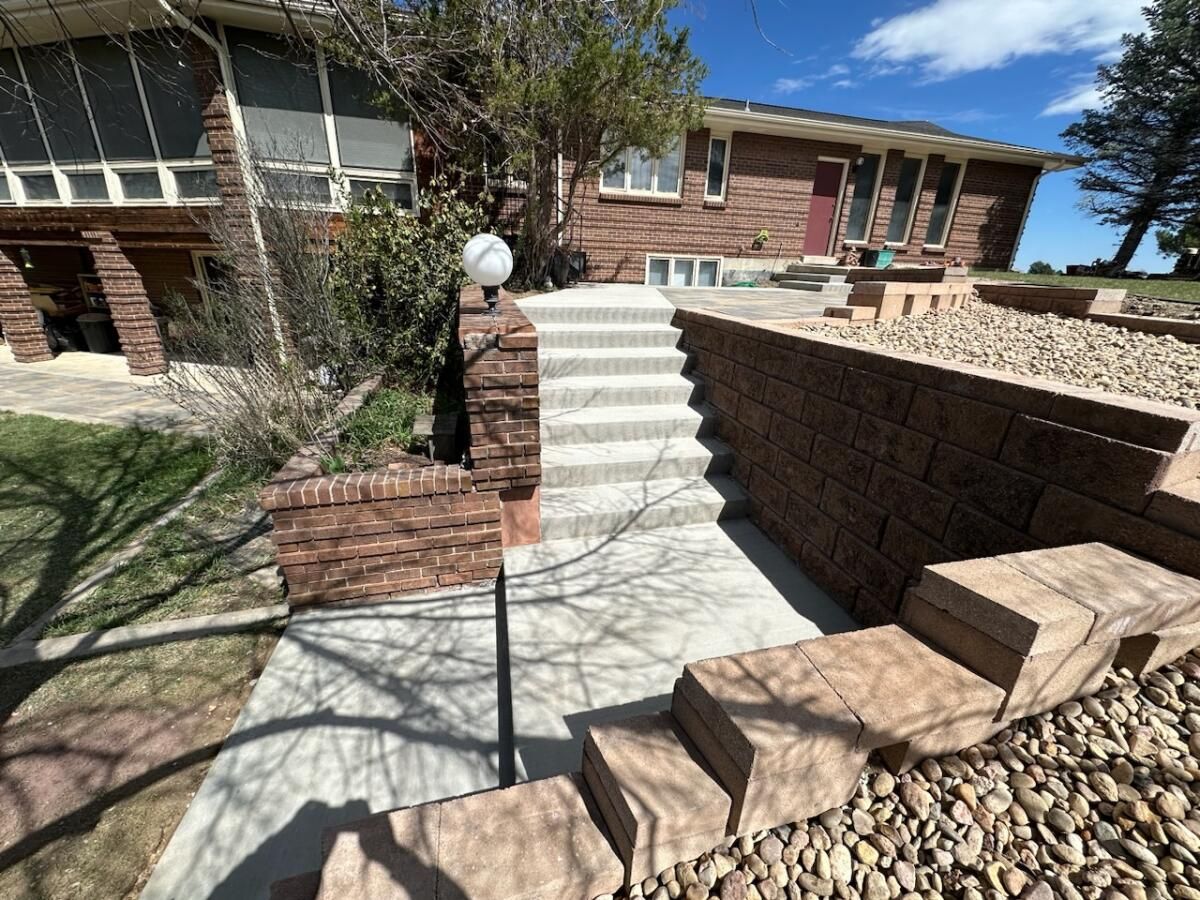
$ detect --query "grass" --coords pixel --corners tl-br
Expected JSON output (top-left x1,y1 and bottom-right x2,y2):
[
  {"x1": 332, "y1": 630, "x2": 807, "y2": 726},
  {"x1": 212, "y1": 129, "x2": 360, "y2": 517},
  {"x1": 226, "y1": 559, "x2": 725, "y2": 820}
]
[
  {"x1": 971, "y1": 268, "x2": 1200, "y2": 304},
  {"x1": 0, "y1": 628, "x2": 280, "y2": 900},
  {"x1": 42, "y1": 463, "x2": 282, "y2": 637},
  {"x1": 0, "y1": 413, "x2": 212, "y2": 645},
  {"x1": 325, "y1": 386, "x2": 433, "y2": 471}
]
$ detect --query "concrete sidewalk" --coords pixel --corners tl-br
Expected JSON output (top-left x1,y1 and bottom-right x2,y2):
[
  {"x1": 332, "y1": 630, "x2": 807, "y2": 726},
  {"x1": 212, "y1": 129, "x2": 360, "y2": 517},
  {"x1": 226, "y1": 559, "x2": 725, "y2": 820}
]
[{"x1": 140, "y1": 588, "x2": 502, "y2": 900}]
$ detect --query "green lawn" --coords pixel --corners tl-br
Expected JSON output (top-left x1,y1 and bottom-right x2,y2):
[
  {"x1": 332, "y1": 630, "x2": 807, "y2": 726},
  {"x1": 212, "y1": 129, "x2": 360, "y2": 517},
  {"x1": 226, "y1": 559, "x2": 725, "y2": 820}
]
[
  {"x1": 971, "y1": 269, "x2": 1200, "y2": 303},
  {"x1": 0, "y1": 413, "x2": 212, "y2": 645}
]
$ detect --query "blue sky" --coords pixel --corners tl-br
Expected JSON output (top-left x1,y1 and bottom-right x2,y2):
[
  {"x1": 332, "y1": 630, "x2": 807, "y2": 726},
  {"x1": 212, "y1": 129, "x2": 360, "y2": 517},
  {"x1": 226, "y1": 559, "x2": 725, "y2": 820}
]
[{"x1": 669, "y1": 0, "x2": 1167, "y2": 272}]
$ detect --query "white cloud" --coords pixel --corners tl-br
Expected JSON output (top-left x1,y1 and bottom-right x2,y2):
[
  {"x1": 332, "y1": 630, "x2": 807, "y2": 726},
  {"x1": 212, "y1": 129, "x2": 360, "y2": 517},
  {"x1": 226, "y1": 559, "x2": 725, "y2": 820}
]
[
  {"x1": 1041, "y1": 81, "x2": 1104, "y2": 115},
  {"x1": 773, "y1": 62, "x2": 856, "y2": 94},
  {"x1": 826, "y1": 63, "x2": 851, "y2": 77},
  {"x1": 832, "y1": 79, "x2": 858, "y2": 89},
  {"x1": 853, "y1": 0, "x2": 1146, "y2": 81}
]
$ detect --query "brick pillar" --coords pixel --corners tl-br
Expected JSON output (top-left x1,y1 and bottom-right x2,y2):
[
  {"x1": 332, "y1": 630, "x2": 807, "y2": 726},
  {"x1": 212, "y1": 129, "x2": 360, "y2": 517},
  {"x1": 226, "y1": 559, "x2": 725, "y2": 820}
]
[
  {"x1": 82, "y1": 231, "x2": 168, "y2": 376},
  {"x1": 0, "y1": 249, "x2": 52, "y2": 363}
]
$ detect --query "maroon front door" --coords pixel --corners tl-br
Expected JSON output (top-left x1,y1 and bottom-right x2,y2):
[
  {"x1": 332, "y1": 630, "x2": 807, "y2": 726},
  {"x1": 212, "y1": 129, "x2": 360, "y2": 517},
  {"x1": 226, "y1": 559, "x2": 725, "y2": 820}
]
[{"x1": 803, "y1": 160, "x2": 844, "y2": 256}]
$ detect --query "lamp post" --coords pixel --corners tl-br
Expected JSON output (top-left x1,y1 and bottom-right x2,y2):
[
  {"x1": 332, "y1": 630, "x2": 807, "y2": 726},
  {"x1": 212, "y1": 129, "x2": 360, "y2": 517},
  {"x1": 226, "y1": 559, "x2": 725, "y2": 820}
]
[{"x1": 462, "y1": 233, "x2": 514, "y2": 317}]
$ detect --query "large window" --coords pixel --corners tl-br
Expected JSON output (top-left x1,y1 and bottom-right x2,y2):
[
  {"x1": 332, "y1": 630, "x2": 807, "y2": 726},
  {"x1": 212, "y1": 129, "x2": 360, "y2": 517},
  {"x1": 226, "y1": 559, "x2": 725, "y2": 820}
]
[
  {"x1": 74, "y1": 36, "x2": 155, "y2": 161},
  {"x1": 21, "y1": 44, "x2": 100, "y2": 163},
  {"x1": 329, "y1": 63, "x2": 413, "y2": 172},
  {"x1": 134, "y1": 39, "x2": 209, "y2": 160},
  {"x1": 0, "y1": 49, "x2": 50, "y2": 164},
  {"x1": 924, "y1": 161, "x2": 963, "y2": 247},
  {"x1": 705, "y1": 135, "x2": 728, "y2": 199},
  {"x1": 602, "y1": 137, "x2": 684, "y2": 196},
  {"x1": 885, "y1": 157, "x2": 924, "y2": 245},
  {"x1": 843, "y1": 153, "x2": 882, "y2": 243}
]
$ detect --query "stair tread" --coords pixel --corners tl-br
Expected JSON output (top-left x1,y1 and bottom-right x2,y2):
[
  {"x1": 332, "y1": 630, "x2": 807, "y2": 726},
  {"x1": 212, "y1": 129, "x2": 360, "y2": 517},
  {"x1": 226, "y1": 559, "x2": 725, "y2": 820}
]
[
  {"x1": 534, "y1": 322, "x2": 681, "y2": 333},
  {"x1": 540, "y1": 346, "x2": 688, "y2": 359},
  {"x1": 541, "y1": 474, "x2": 746, "y2": 518},
  {"x1": 542, "y1": 403, "x2": 713, "y2": 426},
  {"x1": 542, "y1": 435, "x2": 729, "y2": 468},
  {"x1": 541, "y1": 372, "x2": 701, "y2": 390}
]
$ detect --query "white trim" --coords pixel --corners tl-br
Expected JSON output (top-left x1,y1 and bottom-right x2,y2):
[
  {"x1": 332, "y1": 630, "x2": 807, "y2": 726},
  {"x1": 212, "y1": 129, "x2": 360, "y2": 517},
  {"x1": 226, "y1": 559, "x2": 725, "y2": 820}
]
[
  {"x1": 643, "y1": 253, "x2": 722, "y2": 288},
  {"x1": 884, "y1": 155, "x2": 927, "y2": 247},
  {"x1": 704, "y1": 132, "x2": 731, "y2": 200},
  {"x1": 922, "y1": 157, "x2": 966, "y2": 250},
  {"x1": 1008, "y1": 167, "x2": 1045, "y2": 271},
  {"x1": 843, "y1": 150, "x2": 886, "y2": 246},
  {"x1": 599, "y1": 133, "x2": 686, "y2": 198},
  {"x1": 814, "y1": 156, "x2": 850, "y2": 257}
]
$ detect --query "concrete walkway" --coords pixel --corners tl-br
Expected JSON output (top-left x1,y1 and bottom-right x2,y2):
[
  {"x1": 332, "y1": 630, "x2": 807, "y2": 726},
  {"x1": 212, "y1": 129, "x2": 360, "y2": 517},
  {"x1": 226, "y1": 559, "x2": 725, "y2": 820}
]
[{"x1": 662, "y1": 286, "x2": 840, "y2": 320}]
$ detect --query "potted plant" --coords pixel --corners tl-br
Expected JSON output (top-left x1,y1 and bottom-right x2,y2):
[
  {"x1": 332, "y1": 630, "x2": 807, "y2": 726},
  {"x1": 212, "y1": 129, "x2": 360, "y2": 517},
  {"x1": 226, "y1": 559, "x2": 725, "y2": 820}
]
[{"x1": 751, "y1": 228, "x2": 770, "y2": 251}]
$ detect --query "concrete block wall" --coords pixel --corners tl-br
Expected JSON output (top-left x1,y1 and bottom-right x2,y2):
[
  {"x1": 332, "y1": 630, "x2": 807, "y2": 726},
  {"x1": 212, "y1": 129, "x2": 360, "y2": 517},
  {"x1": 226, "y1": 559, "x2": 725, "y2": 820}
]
[
  {"x1": 975, "y1": 282, "x2": 1125, "y2": 318},
  {"x1": 824, "y1": 280, "x2": 974, "y2": 323},
  {"x1": 673, "y1": 308, "x2": 1200, "y2": 624},
  {"x1": 287, "y1": 541, "x2": 1200, "y2": 899}
]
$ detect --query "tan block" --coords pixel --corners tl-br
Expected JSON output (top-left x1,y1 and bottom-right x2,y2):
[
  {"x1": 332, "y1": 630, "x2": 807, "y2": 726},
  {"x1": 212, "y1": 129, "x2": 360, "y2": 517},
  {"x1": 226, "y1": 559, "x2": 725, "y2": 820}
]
[
  {"x1": 877, "y1": 717, "x2": 1006, "y2": 775},
  {"x1": 797, "y1": 625, "x2": 1006, "y2": 751},
  {"x1": 998, "y1": 543, "x2": 1200, "y2": 641},
  {"x1": 582, "y1": 713, "x2": 730, "y2": 849},
  {"x1": 1115, "y1": 621, "x2": 1200, "y2": 676},
  {"x1": 916, "y1": 558, "x2": 1094, "y2": 655},
  {"x1": 904, "y1": 294, "x2": 933, "y2": 316},
  {"x1": 827, "y1": 304, "x2": 877, "y2": 321},
  {"x1": 319, "y1": 803, "x2": 439, "y2": 900},
  {"x1": 672, "y1": 681, "x2": 866, "y2": 835},
  {"x1": 875, "y1": 294, "x2": 906, "y2": 320},
  {"x1": 679, "y1": 644, "x2": 861, "y2": 778}
]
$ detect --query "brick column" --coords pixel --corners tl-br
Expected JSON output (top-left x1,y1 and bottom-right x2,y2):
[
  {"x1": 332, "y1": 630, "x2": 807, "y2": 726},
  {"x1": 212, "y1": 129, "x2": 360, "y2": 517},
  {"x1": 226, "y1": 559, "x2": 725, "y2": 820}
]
[
  {"x1": 82, "y1": 231, "x2": 168, "y2": 376},
  {"x1": 189, "y1": 35, "x2": 254, "y2": 239},
  {"x1": 0, "y1": 249, "x2": 52, "y2": 363}
]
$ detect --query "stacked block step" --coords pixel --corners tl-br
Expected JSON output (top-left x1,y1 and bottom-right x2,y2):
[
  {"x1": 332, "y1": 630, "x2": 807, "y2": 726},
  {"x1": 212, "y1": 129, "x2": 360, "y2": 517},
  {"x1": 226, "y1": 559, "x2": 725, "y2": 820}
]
[
  {"x1": 517, "y1": 288, "x2": 748, "y2": 542},
  {"x1": 825, "y1": 280, "x2": 974, "y2": 323}
]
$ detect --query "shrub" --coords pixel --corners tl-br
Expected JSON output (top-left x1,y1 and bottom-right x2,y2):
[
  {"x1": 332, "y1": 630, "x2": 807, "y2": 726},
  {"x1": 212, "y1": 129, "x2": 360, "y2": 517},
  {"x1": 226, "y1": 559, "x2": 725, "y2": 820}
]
[{"x1": 1027, "y1": 260, "x2": 1057, "y2": 275}]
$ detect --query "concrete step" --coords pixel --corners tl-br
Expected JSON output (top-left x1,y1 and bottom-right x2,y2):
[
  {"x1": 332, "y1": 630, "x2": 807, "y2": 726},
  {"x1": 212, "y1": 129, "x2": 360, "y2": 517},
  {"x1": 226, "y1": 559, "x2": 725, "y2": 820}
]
[
  {"x1": 541, "y1": 403, "x2": 716, "y2": 446},
  {"x1": 788, "y1": 263, "x2": 853, "y2": 276},
  {"x1": 535, "y1": 322, "x2": 682, "y2": 350},
  {"x1": 540, "y1": 475, "x2": 749, "y2": 541},
  {"x1": 802, "y1": 255, "x2": 841, "y2": 266},
  {"x1": 540, "y1": 347, "x2": 692, "y2": 379},
  {"x1": 777, "y1": 280, "x2": 854, "y2": 294},
  {"x1": 772, "y1": 271, "x2": 847, "y2": 284},
  {"x1": 1148, "y1": 478, "x2": 1200, "y2": 539},
  {"x1": 540, "y1": 374, "x2": 704, "y2": 410},
  {"x1": 541, "y1": 436, "x2": 733, "y2": 487},
  {"x1": 518, "y1": 290, "x2": 676, "y2": 326}
]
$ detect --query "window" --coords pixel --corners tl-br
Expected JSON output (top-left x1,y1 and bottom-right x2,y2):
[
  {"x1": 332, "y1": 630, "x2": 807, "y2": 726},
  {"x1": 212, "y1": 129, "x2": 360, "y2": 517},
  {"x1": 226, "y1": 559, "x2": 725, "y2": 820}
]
[
  {"x1": 0, "y1": 49, "x2": 49, "y2": 164},
  {"x1": 119, "y1": 171, "x2": 163, "y2": 200},
  {"x1": 21, "y1": 44, "x2": 100, "y2": 163},
  {"x1": 645, "y1": 255, "x2": 721, "y2": 287},
  {"x1": 885, "y1": 157, "x2": 924, "y2": 244},
  {"x1": 228, "y1": 28, "x2": 329, "y2": 163},
  {"x1": 20, "y1": 174, "x2": 58, "y2": 201},
  {"x1": 174, "y1": 168, "x2": 219, "y2": 199},
  {"x1": 0, "y1": 176, "x2": 11, "y2": 203},
  {"x1": 262, "y1": 170, "x2": 330, "y2": 203},
  {"x1": 328, "y1": 64, "x2": 414, "y2": 172},
  {"x1": 349, "y1": 179, "x2": 415, "y2": 208},
  {"x1": 924, "y1": 161, "x2": 963, "y2": 247},
  {"x1": 74, "y1": 36, "x2": 155, "y2": 161},
  {"x1": 134, "y1": 38, "x2": 210, "y2": 160},
  {"x1": 844, "y1": 153, "x2": 882, "y2": 243},
  {"x1": 68, "y1": 173, "x2": 108, "y2": 200},
  {"x1": 705, "y1": 135, "x2": 728, "y2": 199},
  {"x1": 193, "y1": 251, "x2": 231, "y2": 309},
  {"x1": 602, "y1": 137, "x2": 683, "y2": 196}
]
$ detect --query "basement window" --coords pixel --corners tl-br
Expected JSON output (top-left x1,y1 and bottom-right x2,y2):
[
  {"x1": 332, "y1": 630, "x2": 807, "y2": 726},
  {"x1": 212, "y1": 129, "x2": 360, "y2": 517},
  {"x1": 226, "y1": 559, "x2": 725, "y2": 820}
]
[{"x1": 645, "y1": 255, "x2": 721, "y2": 287}]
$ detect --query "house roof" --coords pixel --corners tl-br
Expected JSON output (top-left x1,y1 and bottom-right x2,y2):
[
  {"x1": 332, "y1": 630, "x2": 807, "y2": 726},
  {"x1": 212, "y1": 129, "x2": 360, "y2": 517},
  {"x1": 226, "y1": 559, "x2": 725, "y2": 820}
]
[{"x1": 704, "y1": 98, "x2": 1083, "y2": 170}]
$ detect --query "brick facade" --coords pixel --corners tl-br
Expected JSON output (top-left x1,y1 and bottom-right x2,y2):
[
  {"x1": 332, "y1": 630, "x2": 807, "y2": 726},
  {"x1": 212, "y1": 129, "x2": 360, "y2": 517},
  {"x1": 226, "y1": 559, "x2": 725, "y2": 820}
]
[{"x1": 675, "y1": 308, "x2": 1200, "y2": 626}]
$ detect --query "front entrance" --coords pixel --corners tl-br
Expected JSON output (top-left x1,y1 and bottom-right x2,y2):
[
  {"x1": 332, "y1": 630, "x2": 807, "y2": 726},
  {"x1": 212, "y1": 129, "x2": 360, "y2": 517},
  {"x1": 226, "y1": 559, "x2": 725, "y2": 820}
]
[{"x1": 803, "y1": 160, "x2": 845, "y2": 256}]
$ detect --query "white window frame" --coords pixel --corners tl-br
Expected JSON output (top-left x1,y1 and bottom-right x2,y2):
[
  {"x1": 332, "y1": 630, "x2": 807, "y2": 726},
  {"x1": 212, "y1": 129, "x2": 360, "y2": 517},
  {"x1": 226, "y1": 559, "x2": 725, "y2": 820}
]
[
  {"x1": 884, "y1": 155, "x2": 928, "y2": 248},
  {"x1": 644, "y1": 254, "x2": 722, "y2": 287},
  {"x1": 842, "y1": 148, "x2": 887, "y2": 247},
  {"x1": 704, "y1": 132, "x2": 730, "y2": 201},
  {"x1": 922, "y1": 157, "x2": 966, "y2": 250},
  {"x1": 600, "y1": 134, "x2": 686, "y2": 198}
]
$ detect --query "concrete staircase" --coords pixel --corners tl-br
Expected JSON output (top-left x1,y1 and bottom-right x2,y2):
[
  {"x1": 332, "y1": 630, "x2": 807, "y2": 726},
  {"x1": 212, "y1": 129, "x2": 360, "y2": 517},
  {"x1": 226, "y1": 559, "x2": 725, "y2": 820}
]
[{"x1": 770, "y1": 263, "x2": 854, "y2": 296}]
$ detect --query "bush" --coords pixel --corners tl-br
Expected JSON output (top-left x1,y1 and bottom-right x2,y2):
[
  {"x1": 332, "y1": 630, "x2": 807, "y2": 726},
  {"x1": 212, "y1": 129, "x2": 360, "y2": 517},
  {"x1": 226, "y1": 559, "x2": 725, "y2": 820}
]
[
  {"x1": 333, "y1": 177, "x2": 487, "y2": 390},
  {"x1": 1027, "y1": 260, "x2": 1057, "y2": 275}
]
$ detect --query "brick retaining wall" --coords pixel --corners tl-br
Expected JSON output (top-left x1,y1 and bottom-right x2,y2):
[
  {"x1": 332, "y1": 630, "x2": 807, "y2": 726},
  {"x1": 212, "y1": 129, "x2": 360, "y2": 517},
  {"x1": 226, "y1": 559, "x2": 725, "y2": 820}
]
[{"x1": 674, "y1": 308, "x2": 1200, "y2": 624}]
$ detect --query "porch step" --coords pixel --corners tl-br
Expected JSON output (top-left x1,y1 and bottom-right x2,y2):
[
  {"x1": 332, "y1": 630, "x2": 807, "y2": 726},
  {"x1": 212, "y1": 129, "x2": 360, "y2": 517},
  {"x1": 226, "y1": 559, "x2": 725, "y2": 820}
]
[
  {"x1": 518, "y1": 292, "x2": 676, "y2": 326},
  {"x1": 540, "y1": 475, "x2": 748, "y2": 540},
  {"x1": 801, "y1": 255, "x2": 841, "y2": 266},
  {"x1": 539, "y1": 346, "x2": 692, "y2": 379},
  {"x1": 771, "y1": 271, "x2": 847, "y2": 285},
  {"x1": 788, "y1": 263, "x2": 853, "y2": 276},
  {"x1": 777, "y1": 280, "x2": 854, "y2": 294},
  {"x1": 541, "y1": 403, "x2": 716, "y2": 446},
  {"x1": 541, "y1": 436, "x2": 733, "y2": 487},
  {"x1": 540, "y1": 374, "x2": 704, "y2": 410},
  {"x1": 535, "y1": 322, "x2": 682, "y2": 350}
]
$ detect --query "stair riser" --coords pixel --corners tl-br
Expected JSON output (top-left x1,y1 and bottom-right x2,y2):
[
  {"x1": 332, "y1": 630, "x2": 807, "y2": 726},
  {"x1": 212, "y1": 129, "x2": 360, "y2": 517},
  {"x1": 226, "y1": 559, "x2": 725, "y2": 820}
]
[
  {"x1": 540, "y1": 382, "x2": 704, "y2": 410},
  {"x1": 787, "y1": 264, "x2": 852, "y2": 276},
  {"x1": 541, "y1": 416, "x2": 715, "y2": 446},
  {"x1": 541, "y1": 451, "x2": 733, "y2": 488},
  {"x1": 778, "y1": 281, "x2": 853, "y2": 293},
  {"x1": 537, "y1": 329, "x2": 682, "y2": 350},
  {"x1": 540, "y1": 497, "x2": 748, "y2": 540},
  {"x1": 521, "y1": 306, "x2": 677, "y2": 325},
  {"x1": 540, "y1": 354, "x2": 691, "y2": 379},
  {"x1": 772, "y1": 273, "x2": 847, "y2": 284}
]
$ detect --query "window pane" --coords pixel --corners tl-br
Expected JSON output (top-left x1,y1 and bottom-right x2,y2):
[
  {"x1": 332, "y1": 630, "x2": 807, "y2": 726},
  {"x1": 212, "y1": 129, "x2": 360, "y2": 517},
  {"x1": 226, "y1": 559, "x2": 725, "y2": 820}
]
[
  {"x1": 134, "y1": 36, "x2": 209, "y2": 159},
  {"x1": 646, "y1": 257, "x2": 669, "y2": 286},
  {"x1": 20, "y1": 174, "x2": 58, "y2": 200},
  {"x1": 69, "y1": 173, "x2": 108, "y2": 200},
  {"x1": 21, "y1": 44, "x2": 100, "y2": 163},
  {"x1": 697, "y1": 259, "x2": 719, "y2": 287},
  {"x1": 73, "y1": 37, "x2": 154, "y2": 161},
  {"x1": 228, "y1": 28, "x2": 328, "y2": 163},
  {"x1": 886, "y1": 158, "x2": 923, "y2": 243},
  {"x1": 0, "y1": 176, "x2": 11, "y2": 203},
  {"x1": 120, "y1": 171, "x2": 163, "y2": 199},
  {"x1": 671, "y1": 258, "x2": 694, "y2": 287},
  {"x1": 655, "y1": 139, "x2": 681, "y2": 194},
  {"x1": 706, "y1": 137, "x2": 727, "y2": 197},
  {"x1": 629, "y1": 148, "x2": 653, "y2": 191},
  {"x1": 844, "y1": 153, "x2": 880, "y2": 242},
  {"x1": 263, "y1": 170, "x2": 329, "y2": 203},
  {"x1": 175, "y1": 168, "x2": 218, "y2": 199},
  {"x1": 349, "y1": 179, "x2": 414, "y2": 207},
  {"x1": 328, "y1": 64, "x2": 412, "y2": 171},
  {"x1": 0, "y1": 50, "x2": 49, "y2": 163},
  {"x1": 602, "y1": 152, "x2": 626, "y2": 189},
  {"x1": 924, "y1": 162, "x2": 961, "y2": 246}
]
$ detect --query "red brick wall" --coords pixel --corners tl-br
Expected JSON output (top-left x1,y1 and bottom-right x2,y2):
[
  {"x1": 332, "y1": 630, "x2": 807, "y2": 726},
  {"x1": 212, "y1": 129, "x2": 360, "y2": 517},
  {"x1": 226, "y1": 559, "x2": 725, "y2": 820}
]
[{"x1": 676, "y1": 309, "x2": 1200, "y2": 626}]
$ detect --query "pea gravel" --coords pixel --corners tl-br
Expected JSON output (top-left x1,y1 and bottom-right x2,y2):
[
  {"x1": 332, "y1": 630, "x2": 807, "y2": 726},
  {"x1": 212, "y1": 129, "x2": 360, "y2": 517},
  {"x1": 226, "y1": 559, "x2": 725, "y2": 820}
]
[{"x1": 793, "y1": 300, "x2": 1200, "y2": 410}]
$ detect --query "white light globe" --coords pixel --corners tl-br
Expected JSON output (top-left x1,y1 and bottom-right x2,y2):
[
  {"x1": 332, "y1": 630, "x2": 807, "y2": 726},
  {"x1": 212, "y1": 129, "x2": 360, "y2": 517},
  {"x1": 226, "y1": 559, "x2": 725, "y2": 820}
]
[{"x1": 462, "y1": 233, "x2": 513, "y2": 287}]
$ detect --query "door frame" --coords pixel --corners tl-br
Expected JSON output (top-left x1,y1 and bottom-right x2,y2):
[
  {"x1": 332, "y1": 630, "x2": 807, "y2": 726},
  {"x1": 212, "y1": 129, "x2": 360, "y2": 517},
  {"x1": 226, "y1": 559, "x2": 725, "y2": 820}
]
[{"x1": 812, "y1": 156, "x2": 851, "y2": 257}]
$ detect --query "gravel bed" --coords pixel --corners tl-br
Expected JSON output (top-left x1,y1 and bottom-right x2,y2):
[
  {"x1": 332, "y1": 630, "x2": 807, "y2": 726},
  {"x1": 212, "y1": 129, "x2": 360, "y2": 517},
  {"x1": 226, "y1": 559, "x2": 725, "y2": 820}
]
[
  {"x1": 792, "y1": 301, "x2": 1200, "y2": 409},
  {"x1": 1124, "y1": 298, "x2": 1200, "y2": 322},
  {"x1": 603, "y1": 654, "x2": 1200, "y2": 900}
]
